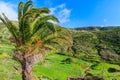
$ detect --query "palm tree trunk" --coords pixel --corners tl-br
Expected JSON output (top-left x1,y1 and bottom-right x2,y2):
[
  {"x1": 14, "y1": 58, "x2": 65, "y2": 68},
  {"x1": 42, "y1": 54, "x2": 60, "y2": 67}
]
[{"x1": 22, "y1": 61, "x2": 33, "y2": 80}]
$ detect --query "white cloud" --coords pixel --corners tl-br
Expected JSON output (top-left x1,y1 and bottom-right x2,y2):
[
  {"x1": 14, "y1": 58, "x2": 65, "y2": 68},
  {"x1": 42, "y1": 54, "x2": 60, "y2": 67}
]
[
  {"x1": 0, "y1": 1, "x2": 17, "y2": 21},
  {"x1": 50, "y1": 3, "x2": 71, "y2": 23}
]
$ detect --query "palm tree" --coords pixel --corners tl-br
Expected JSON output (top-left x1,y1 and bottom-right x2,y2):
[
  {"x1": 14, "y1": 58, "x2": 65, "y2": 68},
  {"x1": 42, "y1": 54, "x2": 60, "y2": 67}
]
[{"x1": 0, "y1": 0, "x2": 72, "y2": 80}]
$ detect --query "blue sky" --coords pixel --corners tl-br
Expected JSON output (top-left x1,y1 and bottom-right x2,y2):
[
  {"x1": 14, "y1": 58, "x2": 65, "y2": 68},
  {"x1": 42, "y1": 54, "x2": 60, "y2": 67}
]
[{"x1": 0, "y1": 0, "x2": 120, "y2": 28}]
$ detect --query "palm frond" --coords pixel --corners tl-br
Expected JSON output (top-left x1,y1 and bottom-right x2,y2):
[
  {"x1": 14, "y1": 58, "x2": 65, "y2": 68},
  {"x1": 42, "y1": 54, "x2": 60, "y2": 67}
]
[
  {"x1": 22, "y1": 7, "x2": 50, "y2": 19},
  {"x1": 30, "y1": 22, "x2": 56, "y2": 41},
  {"x1": 31, "y1": 15, "x2": 59, "y2": 34},
  {"x1": 0, "y1": 13, "x2": 19, "y2": 41},
  {"x1": 43, "y1": 39, "x2": 67, "y2": 51},
  {"x1": 0, "y1": 0, "x2": 73, "y2": 56},
  {"x1": 18, "y1": 1, "x2": 24, "y2": 20},
  {"x1": 23, "y1": 0, "x2": 33, "y2": 14},
  {"x1": 43, "y1": 44, "x2": 57, "y2": 51}
]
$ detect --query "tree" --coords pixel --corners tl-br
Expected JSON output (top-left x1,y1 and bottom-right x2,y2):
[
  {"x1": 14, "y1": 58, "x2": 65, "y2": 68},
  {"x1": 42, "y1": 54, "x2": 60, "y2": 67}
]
[{"x1": 0, "y1": 0, "x2": 72, "y2": 80}]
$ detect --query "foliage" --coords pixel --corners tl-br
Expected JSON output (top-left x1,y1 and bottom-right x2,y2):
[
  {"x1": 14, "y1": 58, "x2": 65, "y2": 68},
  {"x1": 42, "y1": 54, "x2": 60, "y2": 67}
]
[
  {"x1": 95, "y1": 28, "x2": 120, "y2": 54},
  {"x1": 71, "y1": 30, "x2": 99, "y2": 62},
  {"x1": 61, "y1": 57, "x2": 73, "y2": 64},
  {"x1": 0, "y1": 1, "x2": 72, "y2": 52},
  {"x1": 75, "y1": 26, "x2": 120, "y2": 31},
  {"x1": 108, "y1": 67, "x2": 120, "y2": 73},
  {"x1": 70, "y1": 27, "x2": 120, "y2": 64},
  {"x1": 0, "y1": 0, "x2": 72, "y2": 62},
  {"x1": 0, "y1": 0, "x2": 72, "y2": 80},
  {"x1": 0, "y1": 44, "x2": 120, "y2": 80}
]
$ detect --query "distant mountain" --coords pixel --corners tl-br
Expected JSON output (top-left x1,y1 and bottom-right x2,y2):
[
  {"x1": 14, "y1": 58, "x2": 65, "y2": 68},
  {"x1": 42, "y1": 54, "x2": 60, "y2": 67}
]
[{"x1": 75, "y1": 26, "x2": 120, "y2": 31}]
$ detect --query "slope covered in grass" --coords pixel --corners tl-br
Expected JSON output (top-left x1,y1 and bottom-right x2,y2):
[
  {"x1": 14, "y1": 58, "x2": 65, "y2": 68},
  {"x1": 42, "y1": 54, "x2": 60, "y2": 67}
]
[
  {"x1": 0, "y1": 23, "x2": 120, "y2": 80},
  {"x1": 0, "y1": 43, "x2": 120, "y2": 80}
]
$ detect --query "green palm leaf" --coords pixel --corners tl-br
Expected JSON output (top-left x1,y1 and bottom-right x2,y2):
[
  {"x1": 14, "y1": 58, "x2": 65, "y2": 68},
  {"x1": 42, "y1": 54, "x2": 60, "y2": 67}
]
[
  {"x1": 23, "y1": 0, "x2": 33, "y2": 14},
  {"x1": 0, "y1": 1, "x2": 73, "y2": 80},
  {"x1": 0, "y1": 13, "x2": 19, "y2": 41},
  {"x1": 0, "y1": 0, "x2": 72, "y2": 59},
  {"x1": 18, "y1": 1, "x2": 24, "y2": 20}
]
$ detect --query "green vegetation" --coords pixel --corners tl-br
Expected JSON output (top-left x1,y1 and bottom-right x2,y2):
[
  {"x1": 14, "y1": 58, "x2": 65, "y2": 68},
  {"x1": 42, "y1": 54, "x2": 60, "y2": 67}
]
[
  {"x1": 0, "y1": 43, "x2": 120, "y2": 80},
  {"x1": 0, "y1": 0, "x2": 120, "y2": 80},
  {"x1": 71, "y1": 27, "x2": 120, "y2": 64},
  {"x1": 0, "y1": 21, "x2": 120, "y2": 79},
  {"x1": 0, "y1": 20, "x2": 120, "y2": 80},
  {"x1": 0, "y1": 0, "x2": 72, "y2": 80}
]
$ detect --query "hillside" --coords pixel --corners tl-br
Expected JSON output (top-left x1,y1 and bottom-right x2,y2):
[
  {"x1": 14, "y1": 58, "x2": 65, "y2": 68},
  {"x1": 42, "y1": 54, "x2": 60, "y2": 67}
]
[
  {"x1": 75, "y1": 26, "x2": 120, "y2": 31},
  {"x1": 0, "y1": 23, "x2": 120, "y2": 80},
  {"x1": 0, "y1": 42, "x2": 120, "y2": 80},
  {"x1": 72, "y1": 27, "x2": 120, "y2": 64},
  {"x1": 0, "y1": 24, "x2": 120, "y2": 53}
]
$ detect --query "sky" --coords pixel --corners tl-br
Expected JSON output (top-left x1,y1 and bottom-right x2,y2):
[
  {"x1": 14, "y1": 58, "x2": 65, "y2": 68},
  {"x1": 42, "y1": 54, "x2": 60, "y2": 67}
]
[{"x1": 0, "y1": 0, "x2": 120, "y2": 28}]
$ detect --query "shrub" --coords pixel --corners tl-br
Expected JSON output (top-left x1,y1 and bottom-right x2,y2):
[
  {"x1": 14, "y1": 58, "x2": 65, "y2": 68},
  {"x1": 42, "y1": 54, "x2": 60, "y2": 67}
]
[
  {"x1": 61, "y1": 58, "x2": 73, "y2": 64},
  {"x1": 108, "y1": 67, "x2": 120, "y2": 73}
]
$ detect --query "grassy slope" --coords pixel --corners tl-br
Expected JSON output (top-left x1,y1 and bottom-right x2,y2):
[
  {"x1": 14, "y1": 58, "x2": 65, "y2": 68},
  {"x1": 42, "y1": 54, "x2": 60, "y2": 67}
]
[{"x1": 0, "y1": 43, "x2": 120, "y2": 80}]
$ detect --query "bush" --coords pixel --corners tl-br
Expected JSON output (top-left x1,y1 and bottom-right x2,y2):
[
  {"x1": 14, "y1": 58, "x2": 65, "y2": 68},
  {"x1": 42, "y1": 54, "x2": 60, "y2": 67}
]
[
  {"x1": 99, "y1": 49, "x2": 120, "y2": 63},
  {"x1": 108, "y1": 67, "x2": 120, "y2": 73},
  {"x1": 90, "y1": 63, "x2": 99, "y2": 70},
  {"x1": 61, "y1": 58, "x2": 73, "y2": 64}
]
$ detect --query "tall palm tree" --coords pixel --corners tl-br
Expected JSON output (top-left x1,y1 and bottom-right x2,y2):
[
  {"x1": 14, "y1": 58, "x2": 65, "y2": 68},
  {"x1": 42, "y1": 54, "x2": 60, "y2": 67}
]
[{"x1": 0, "y1": 0, "x2": 72, "y2": 80}]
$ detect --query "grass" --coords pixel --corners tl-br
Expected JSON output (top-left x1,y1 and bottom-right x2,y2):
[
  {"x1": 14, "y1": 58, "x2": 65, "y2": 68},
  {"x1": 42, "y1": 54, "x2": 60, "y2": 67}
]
[
  {"x1": 0, "y1": 43, "x2": 120, "y2": 80},
  {"x1": 33, "y1": 54, "x2": 86, "y2": 80}
]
